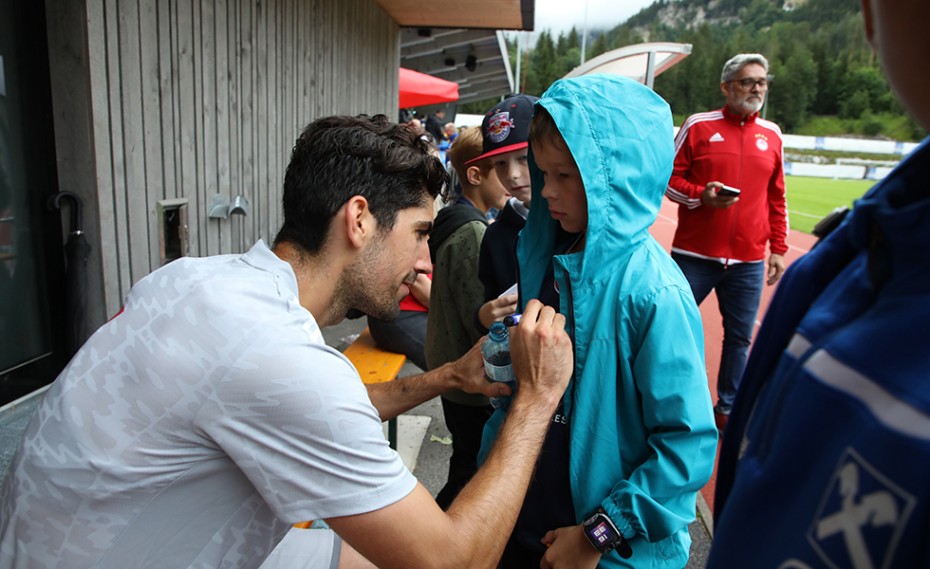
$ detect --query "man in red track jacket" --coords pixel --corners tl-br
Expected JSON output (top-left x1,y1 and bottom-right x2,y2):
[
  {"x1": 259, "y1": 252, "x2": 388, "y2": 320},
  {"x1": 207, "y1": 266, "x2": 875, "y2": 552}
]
[{"x1": 665, "y1": 53, "x2": 788, "y2": 432}]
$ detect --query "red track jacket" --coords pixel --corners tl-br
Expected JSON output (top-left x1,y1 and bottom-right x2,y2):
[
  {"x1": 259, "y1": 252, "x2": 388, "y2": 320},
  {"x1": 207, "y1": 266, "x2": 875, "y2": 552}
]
[{"x1": 666, "y1": 106, "x2": 788, "y2": 263}]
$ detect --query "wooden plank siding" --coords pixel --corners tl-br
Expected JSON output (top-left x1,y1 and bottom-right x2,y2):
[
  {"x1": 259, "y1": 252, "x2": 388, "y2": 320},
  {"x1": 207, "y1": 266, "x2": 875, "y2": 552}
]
[{"x1": 45, "y1": 0, "x2": 400, "y2": 330}]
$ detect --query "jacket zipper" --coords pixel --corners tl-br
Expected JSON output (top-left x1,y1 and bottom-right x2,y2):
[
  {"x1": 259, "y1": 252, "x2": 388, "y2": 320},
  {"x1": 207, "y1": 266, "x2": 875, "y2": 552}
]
[
  {"x1": 726, "y1": 120, "x2": 748, "y2": 268},
  {"x1": 555, "y1": 257, "x2": 578, "y2": 417}
]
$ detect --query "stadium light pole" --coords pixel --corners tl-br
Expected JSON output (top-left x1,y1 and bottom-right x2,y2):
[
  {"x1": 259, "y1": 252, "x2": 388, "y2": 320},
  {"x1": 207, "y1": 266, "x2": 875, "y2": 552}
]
[{"x1": 581, "y1": 0, "x2": 589, "y2": 65}]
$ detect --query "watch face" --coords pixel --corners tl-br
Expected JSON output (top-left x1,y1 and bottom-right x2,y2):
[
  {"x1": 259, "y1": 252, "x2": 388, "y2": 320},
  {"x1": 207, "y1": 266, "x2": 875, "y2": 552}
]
[
  {"x1": 584, "y1": 512, "x2": 633, "y2": 559},
  {"x1": 588, "y1": 518, "x2": 620, "y2": 549}
]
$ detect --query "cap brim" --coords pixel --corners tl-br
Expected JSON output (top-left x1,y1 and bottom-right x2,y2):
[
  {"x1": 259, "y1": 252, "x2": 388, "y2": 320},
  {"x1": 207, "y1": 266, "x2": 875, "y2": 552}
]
[{"x1": 464, "y1": 142, "x2": 529, "y2": 165}]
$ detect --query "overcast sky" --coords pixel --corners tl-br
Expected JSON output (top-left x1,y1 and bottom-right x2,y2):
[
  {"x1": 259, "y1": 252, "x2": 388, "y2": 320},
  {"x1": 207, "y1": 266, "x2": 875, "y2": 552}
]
[{"x1": 532, "y1": 0, "x2": 656, "y2": 37}]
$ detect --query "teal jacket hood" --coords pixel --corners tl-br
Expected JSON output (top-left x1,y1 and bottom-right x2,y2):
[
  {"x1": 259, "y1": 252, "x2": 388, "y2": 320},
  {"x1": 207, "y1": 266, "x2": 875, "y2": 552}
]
[{"x1": 520, "y1": 74, "x2": 674, "y2": 298}]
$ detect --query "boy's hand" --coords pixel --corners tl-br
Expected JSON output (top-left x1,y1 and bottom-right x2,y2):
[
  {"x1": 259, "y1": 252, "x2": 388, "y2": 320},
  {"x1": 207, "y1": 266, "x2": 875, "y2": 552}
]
[
  {"x1": 478, "y1": 294, "x2": 519, "y2": 329},
  {"x1": 509, "y1": 300, "x2": 573, "y2": 405},
  {"x1": 540, "y1": 525, "x2": 601, "y2": 569}
]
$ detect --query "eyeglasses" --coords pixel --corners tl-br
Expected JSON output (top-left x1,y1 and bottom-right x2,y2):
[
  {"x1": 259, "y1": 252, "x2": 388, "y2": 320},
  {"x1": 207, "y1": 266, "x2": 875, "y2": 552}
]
[{"x1": 730, "y1": 78, "x2": 769, "y2": 90}]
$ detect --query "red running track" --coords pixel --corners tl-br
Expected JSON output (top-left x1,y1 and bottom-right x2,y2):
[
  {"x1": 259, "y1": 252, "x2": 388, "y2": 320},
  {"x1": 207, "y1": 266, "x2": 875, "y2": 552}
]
[{"x1": 649, "y1": 199, "x2": 816, "y2": 516}]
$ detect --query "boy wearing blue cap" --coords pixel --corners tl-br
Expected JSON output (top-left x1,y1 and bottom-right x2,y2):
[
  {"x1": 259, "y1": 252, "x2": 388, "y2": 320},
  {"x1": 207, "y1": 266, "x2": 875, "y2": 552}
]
[
  {"x1": 480, "y1": 75, "x2": 718, "y2": 568},
  {"x1": 472, "y1": 94, "x2": 545, "y2": 329}
]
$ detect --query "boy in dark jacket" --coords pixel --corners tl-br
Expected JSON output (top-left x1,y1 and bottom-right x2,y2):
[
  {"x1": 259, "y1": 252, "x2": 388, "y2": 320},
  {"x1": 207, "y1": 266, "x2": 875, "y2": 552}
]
[{"x1": 472, "y1": 94, "x2": 540, "y2": 330}]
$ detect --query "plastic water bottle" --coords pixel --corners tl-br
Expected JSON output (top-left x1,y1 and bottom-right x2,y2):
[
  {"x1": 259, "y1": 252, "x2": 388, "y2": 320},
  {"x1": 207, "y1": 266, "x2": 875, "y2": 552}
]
[{"x1": 483, "y1": 322, "x2": 516, "y2": 409}]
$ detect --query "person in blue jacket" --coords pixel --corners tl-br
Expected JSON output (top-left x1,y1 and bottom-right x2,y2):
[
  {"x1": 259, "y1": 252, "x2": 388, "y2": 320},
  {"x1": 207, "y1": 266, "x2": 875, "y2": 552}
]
[
  {"x1": 479, "y1": 74, "x2": 718, "y2": 568},
  {"x1": 709, "y1": 1, "x2": 930, "y2": 567}
]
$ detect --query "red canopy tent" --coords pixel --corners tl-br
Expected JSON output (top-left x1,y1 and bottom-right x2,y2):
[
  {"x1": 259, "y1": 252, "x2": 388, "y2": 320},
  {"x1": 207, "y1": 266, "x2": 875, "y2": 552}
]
[{"x1": 399, "y1": 67, "x2": 459, "y2": 108}]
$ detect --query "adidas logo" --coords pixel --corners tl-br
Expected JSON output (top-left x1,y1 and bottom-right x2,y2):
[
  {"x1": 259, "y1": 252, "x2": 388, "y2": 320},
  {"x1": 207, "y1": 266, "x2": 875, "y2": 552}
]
[{"x1": 709, "y1": 132, "x2": 725, "y2": 142}]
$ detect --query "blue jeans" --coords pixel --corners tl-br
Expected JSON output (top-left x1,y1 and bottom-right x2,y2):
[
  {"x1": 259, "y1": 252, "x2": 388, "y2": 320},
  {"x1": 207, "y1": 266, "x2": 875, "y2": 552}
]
[{"x1": 672, "y1": 253, "x2": 764, "y2": 414}]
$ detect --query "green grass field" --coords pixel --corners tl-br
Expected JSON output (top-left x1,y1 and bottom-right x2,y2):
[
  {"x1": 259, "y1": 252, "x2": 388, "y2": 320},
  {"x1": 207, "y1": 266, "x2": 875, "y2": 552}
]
[{"x1": 786, "y1": 175, "x2": 877, "y2": 234}]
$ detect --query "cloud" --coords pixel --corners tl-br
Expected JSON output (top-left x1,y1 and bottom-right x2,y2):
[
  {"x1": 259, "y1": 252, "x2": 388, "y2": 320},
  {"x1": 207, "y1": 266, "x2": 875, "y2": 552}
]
[{"x1": 532, "y1": 0, "x2": 653, "y2": 35}]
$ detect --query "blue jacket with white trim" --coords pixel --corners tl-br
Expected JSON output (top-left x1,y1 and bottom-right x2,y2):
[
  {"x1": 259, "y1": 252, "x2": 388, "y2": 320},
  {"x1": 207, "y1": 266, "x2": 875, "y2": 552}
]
[{"x1": 710, "y1": 137, "x2": 930, "y2": 567}]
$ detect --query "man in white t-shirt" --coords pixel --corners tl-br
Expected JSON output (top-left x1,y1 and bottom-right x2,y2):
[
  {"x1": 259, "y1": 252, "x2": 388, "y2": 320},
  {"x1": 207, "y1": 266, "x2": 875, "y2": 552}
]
[{"x1": 0, "y1": 115, "x2": 573, "y2": 569}]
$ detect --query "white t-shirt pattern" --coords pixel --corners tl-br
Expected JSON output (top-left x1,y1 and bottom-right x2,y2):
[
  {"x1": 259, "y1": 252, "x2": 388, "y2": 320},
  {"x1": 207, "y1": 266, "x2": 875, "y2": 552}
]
[{"x1": 0, "y1": 241, "x2": 415, "y2": 568}]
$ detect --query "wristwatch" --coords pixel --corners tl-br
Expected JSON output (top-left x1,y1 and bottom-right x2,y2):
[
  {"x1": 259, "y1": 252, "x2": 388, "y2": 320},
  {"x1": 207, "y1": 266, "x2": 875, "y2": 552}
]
[{"x1": 582, "y1": 508, "x2": 632, "y2": 558}]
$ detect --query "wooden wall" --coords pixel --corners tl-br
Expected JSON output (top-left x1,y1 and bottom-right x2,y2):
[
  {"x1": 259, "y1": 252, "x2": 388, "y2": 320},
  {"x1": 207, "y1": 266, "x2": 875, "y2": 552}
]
[{"x1": 45, "y1": 0, "x2": 400, "y2": 329}]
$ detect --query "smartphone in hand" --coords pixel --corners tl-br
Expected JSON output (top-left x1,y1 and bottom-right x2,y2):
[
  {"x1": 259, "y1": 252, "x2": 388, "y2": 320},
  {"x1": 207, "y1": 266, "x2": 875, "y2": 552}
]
[{"x1": 717, "y1": 185, "x2": 741, "y2": 197}]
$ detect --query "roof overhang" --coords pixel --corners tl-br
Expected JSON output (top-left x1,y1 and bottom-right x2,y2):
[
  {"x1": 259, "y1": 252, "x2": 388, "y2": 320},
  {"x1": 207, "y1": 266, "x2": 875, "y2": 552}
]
[
  {"x1": 400, "y1": 28, "x2": 514, "y2": 106},
  {"x1": 564, "y1": 42, "x2": 693, "y2": 88},
  {"x1": 375, "y1": 0, "x2": 534, "y2": 30}
]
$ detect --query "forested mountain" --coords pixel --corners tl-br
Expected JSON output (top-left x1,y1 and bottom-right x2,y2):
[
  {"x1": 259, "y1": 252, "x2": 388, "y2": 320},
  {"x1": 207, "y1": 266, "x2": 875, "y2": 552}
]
[{"x1": 465, "y1": 0, "x2": 922, "y2": 140}]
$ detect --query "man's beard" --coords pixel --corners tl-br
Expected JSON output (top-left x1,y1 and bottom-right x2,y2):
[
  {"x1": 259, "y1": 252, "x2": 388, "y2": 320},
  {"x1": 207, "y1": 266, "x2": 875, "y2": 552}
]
[
  {"x1": 737, "y1": 97, "x2": 764, "y2": 116},
  {"x1": 338, "y1": 240, "x2": 407, "y2": 322},
  {"x1": 352, "y1": 288, "x2": 402, "y2": 321}
]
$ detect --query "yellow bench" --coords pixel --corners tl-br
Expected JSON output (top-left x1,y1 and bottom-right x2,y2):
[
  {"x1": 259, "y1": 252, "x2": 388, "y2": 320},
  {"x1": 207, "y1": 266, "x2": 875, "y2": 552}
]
[
  {"x1": 343, "y1": 327, "x2": 407, "y2": 385},
  {"x1": 294, "y1": 327, "x2": 406, "y2": 530}
]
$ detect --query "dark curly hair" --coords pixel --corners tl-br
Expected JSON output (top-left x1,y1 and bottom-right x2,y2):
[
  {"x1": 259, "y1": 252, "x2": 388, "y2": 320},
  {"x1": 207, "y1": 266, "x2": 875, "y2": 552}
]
[{"x1": 273, "y1": 114, "x2": 450, "y2": 254}]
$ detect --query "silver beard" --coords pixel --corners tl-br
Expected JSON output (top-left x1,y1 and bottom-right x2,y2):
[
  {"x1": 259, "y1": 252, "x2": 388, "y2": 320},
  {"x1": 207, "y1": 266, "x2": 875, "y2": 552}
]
[{"x1": 738, "y1": 98, "x2": 764, "y2": 116}]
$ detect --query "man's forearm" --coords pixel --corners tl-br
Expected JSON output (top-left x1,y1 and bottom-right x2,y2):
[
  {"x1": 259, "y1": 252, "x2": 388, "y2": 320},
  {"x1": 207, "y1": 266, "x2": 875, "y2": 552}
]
[
  {"x1": 330, "y1": 301, "x2": 573, "y2": 569},
  {"x1": 366, "y1": 363, "x2": 457, "y2": 421},
  {"x1": 367, "y1": 339, "x2": 488, "y2": 421},
  {"x1": 441, "y1": 390, "x2": 561, "y2": 568},
  {"x1": 329, "y1": 391, "x2": 560, "y2": 569}
]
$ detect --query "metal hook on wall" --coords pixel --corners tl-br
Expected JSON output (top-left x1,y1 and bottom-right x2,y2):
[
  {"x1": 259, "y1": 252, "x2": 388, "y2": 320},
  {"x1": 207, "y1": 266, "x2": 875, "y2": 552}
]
[
  {"x1": 208, "y1": 194, "x2": 249, "y2": 219},
  {"x1": 229, "y1": 195, "x2": 249, "y2": 216},
  {"x1": 208, "y1": 194, "x2": 230, "y2": 220}
]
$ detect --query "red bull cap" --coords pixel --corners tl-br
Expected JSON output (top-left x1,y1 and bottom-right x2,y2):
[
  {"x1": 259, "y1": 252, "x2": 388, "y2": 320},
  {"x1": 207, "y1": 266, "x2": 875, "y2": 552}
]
[{"x1": 466, "y1": 94, "x2": 539, "y2": 165}]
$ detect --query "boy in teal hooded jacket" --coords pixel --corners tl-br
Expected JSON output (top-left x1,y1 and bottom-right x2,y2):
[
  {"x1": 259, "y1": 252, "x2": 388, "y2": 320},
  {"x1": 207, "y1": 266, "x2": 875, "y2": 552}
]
[{"x1": 479, "y1": 75, "x2": 718, "y2": 568}]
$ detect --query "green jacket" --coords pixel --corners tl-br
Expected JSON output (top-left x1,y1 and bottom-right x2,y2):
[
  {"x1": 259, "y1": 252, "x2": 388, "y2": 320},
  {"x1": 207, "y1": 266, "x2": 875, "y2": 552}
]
[{"x1": 425, "y1": 202, "x2": 489, "y2": 405}]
